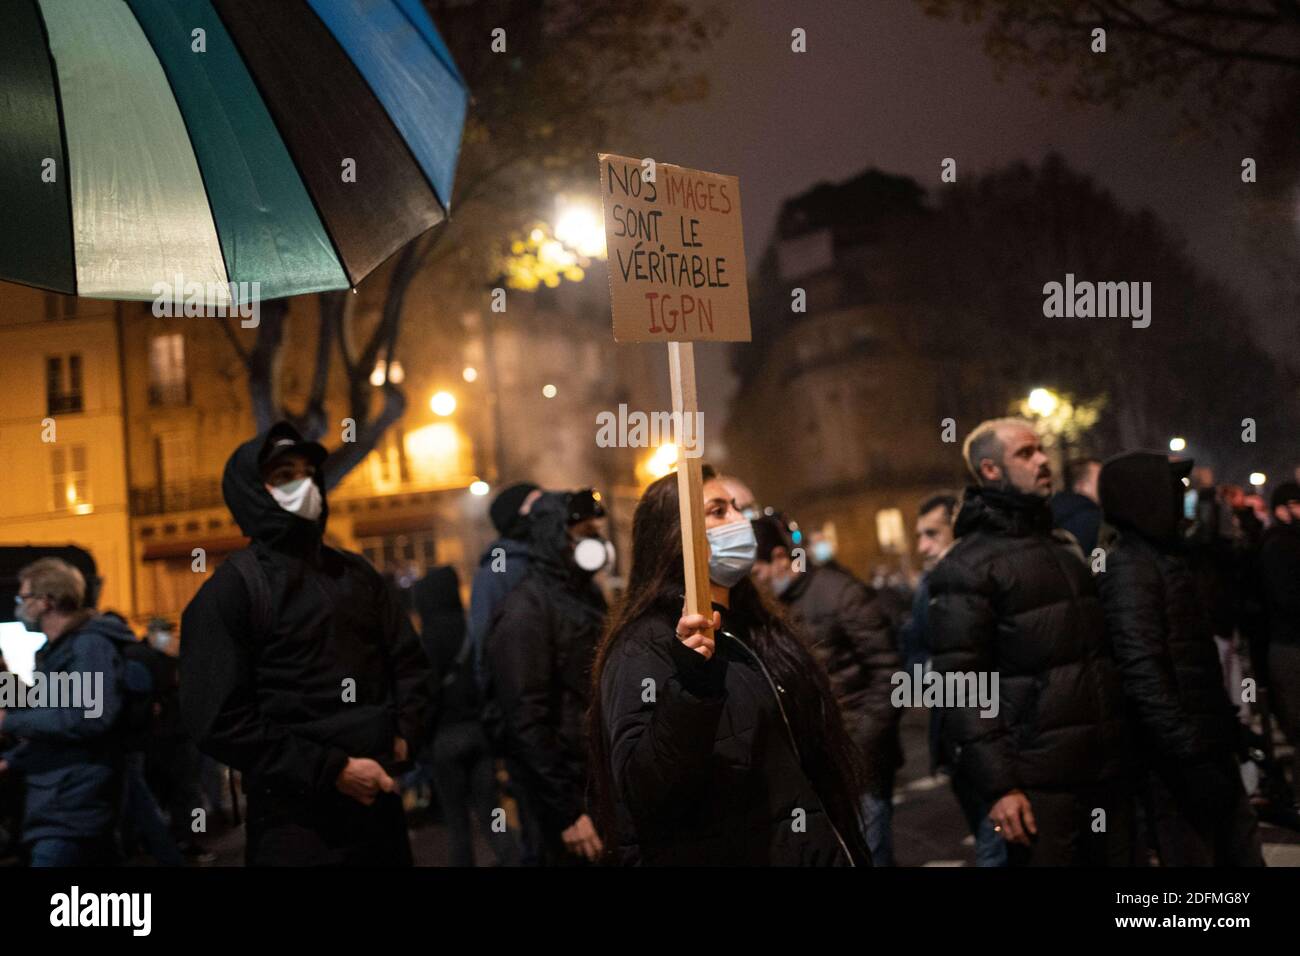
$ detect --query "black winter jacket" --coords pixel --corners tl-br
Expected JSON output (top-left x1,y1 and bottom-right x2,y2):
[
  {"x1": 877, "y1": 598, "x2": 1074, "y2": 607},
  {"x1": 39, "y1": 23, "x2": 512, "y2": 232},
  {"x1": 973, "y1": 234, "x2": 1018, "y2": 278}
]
[
  {"x1": 925, "y1": 486, "x2": 1129, "y2": 802},
  {"x1": 2, "y1": 613, "x2": 134, "y2": 843},
  {"x1": 780, "y1": 565, "x2": 902, "y2": 792},
  {"x1": 484, "y1": 493, "x2": 607, "y2": 837},
  {"x1": 600, "y1": 603, "x2": 858, "y2": 865},
  {"x1": 180, "y1": 424, "x2": 433, "y2": 797},
  {"x1": 1260, "y1": 522, "x2": 1300, "y2": 648},
  {"x1": 1097, "y1": 452, "x2": 1240, "y2": 774}
]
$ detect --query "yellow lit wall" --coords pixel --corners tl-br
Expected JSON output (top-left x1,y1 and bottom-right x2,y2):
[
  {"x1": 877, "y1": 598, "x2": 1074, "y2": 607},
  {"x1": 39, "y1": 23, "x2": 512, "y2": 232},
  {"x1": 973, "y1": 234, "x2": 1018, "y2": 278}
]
[{"x1": 0, "y1": 284, "x2": 133, "y2": 613}]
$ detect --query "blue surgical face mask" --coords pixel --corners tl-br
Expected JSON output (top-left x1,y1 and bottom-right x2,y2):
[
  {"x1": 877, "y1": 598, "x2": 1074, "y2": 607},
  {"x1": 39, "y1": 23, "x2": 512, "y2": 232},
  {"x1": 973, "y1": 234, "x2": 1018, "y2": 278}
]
[{"x1": 706, "y1": 519, "x2": 757, "y2": 588}]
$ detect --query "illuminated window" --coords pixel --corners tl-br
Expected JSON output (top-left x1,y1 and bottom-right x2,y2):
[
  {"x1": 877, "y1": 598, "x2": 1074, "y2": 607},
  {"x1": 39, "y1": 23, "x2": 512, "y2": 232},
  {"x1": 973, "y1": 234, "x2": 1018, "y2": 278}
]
[
  {"x1": 875, "y1": 508, "x2": 905, "y2": 554},
  {"x1": 46, "y1": 353, "x2": 83, "y2": 415},
  {"x1": 149, "y1": 334, "x2": 188, "y2": 406},
  {"x1": 51, "y1": 444, "x2": 91, "y2": 513}
]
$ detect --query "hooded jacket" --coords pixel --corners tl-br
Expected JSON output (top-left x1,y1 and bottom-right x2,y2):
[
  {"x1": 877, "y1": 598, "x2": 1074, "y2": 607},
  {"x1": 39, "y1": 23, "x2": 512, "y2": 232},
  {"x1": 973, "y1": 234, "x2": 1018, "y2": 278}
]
[
  {"x1": 468, "y1": 535, "x2": 531, "y2": 690},
  {"x1": 779, "y1": 565, "x2": 902, "y2": 792},
  {"x1": 484, "y1": 492, "x2": 607, "y2": 838},
  {"x1": 2, "y1": 612, "x2": 135, "y2": 843},
  {"x1": 1260, "y1": 520, "x2": 1300, "y2": 648},
  {"x1": 179, "y1": 424, "x2": 433, "y2": 797},
  {"x1": 1096, "y1": 452, "x2": 1243, "y2": 810},
  {"x1": 925, "y1": 486, "x2": 1129, "y2": 802}
]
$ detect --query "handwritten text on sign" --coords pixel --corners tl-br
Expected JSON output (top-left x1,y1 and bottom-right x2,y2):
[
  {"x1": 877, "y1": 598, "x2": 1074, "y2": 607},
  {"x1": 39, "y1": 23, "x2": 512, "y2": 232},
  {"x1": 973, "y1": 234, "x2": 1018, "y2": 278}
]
[{"x1": 599, "y1": 154, "x2": 751, "y2": 342}]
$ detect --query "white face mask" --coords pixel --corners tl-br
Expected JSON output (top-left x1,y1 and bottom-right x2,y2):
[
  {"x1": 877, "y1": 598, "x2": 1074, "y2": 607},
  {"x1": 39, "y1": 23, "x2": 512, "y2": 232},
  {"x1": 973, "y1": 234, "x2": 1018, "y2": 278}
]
[
  {"x1": 706, "y1": 519, "x2": 757, "y2": 587},
  {"x1": 269, "y1": 477, "x2": 323, "y2": 522},
  {"x1": 573, "y1": 536, "x2": 615, "y2": 573}
]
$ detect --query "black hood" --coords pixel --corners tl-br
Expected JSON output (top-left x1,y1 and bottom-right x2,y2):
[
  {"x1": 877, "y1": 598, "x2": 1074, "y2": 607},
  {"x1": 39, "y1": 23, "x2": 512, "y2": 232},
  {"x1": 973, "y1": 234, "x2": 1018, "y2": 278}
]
[
  {"x1": 222, "y1": 423, "x2": 329, "y2": 550},
  {"x1": 1099, "y1": 451, "x2": 1192, "y2": 546},
  {"x1": 525, "y1": 491, "x2": 576, "y2": 580}
]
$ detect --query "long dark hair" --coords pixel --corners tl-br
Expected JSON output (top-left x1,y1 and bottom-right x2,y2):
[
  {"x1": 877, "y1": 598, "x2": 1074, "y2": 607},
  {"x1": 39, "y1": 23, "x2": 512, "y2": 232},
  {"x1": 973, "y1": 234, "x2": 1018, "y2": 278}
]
[{"x1": 586, "y1": 467, "x2": 872, "y2": 864}]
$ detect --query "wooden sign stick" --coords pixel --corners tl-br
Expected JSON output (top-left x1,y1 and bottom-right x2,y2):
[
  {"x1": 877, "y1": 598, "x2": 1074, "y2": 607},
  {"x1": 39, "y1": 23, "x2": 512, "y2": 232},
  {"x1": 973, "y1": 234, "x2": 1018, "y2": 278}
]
[{"x1": 667, "y1": 341, "x2": 713, "y2": 636}]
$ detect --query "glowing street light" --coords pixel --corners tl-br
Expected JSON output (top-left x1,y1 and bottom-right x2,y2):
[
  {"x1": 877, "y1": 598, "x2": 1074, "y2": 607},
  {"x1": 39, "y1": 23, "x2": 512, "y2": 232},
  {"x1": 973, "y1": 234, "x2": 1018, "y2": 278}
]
[
  {"x1": 462, "y1": 366, "x2": 478, "y2": 383},
  {"x1": 1026, "y1": 387, "x2": 1060, "y2": 418},
  {"x1": 430, "y1": 391, "x2": 457, "y2": 416},
  {"x1": 646, "y1": 443, "x2": 679, "y2": 480},
  {"x1": 469, "y1": 480, "x2": 490, "y2": 497},
  {"x1": 1169, "y1": 437, "x2": 1186, "y2": 452},
  {"x1": 1249, "y1": 472, "x2": 1266, "y2": 487},
  {"x1": 554, "y1": 197, "x2": 607, "y2": 259}
]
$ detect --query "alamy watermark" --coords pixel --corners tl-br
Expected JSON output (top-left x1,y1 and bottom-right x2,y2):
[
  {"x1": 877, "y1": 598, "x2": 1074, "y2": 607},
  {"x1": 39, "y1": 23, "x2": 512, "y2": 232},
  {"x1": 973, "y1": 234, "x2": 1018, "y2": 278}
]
[
  {"x1": 595, "y1": 403, "x2": 704, "y2": 458},
  {"x1": 1042, "y1": 273, "x2": 1151, "y2": 329},
  {"x1": 0, "y1": 669, "x2": 104, "y2": 718},
  {"x1": 151, "y1": 276, "x2": 261, "y2": 327},
  {"x1": 890, "y1": 663, "x2": 999, "y2": 718}
]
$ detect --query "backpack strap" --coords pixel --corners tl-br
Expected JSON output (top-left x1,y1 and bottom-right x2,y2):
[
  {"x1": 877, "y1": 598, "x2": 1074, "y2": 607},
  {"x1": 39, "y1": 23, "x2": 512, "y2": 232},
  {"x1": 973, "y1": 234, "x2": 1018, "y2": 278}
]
[
  {"x1": 223, "y1": 548, "x2": 273, "y2": 641},
  {"x1": 218, "y1": 548, "x2": 270, "y2": 826}
]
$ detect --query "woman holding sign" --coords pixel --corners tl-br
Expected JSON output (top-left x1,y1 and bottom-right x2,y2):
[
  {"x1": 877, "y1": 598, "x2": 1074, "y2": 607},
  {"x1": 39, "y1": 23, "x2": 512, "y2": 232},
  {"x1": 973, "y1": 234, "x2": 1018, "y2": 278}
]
[{"x1": 588, "y1": 467, "x2": 871, "y2": 865}]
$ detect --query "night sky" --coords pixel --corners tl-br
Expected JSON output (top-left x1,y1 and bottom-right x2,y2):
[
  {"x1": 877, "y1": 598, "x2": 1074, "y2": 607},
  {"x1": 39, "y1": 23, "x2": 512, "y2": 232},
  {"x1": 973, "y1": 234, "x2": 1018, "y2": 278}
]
[{"x1": 620, "y1": 0, "x2": 1283, "y2": 430}]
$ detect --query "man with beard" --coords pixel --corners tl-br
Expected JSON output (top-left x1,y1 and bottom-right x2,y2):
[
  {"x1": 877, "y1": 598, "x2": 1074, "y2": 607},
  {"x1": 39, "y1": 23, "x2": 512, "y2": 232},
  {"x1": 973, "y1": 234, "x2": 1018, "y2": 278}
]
[
  {"x1": 485, "y1": 489, "x2": 610, "y2": 865},
  {"x1": 926, "y1": 418, "x2": 1131, "y2": 866},
  {"x1": 180, "y1": 423, "x2": 433, "y2": 866}
]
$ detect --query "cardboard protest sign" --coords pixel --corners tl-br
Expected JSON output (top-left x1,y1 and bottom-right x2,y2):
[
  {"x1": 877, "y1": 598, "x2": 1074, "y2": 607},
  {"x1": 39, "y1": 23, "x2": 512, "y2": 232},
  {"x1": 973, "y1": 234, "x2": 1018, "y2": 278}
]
[
  {"x1": 597, "y1": 153, "x2": 753, "y2": 637},
  {"x1": 598, "y1": 153, "x2": 751, "y2": 343}
]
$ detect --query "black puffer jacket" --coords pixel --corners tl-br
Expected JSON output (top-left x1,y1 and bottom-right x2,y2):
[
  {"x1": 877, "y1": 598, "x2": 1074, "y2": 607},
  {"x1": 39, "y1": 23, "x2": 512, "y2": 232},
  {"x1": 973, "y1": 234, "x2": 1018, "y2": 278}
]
[
  {"x1": 600, "y1": 602, "x2": 858, "y2": 865},
  {"x1": 485, "y1": 492, "x2": 607, "y2": 838},
  {"x1": 1260, "y1": 521, "x2": 1300, "y2": 648},
  {"x1": 180, "y1": 423, "x2": 433, "y2": 796},
  {"x1": 925, "y1": 486, "x2": 1129, "y2": 802},
  {"x1": 1097, "y1": 452, "x2": 1240, "y2": 772},
  {"x1": 780, "y1": 565, "x2": 902, "y2": 792}
]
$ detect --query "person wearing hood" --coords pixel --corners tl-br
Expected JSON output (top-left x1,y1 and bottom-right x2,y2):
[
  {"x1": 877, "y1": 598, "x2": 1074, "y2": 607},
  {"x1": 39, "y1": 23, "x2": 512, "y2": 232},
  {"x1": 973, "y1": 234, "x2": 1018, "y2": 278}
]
[
  {"x1": 1096, "y1": 451, "x2": 1263, "y2": 866},
  {"x1": 467, "y1": 482, "x2": 541, "y2": 692},
  {"x1": 1260, "y1": 481, "x2": 1300, "y2": 809},
  {"x1": 926, "y1": 418, "x2": 1131, "y2": 866},
  {"x1": 483, "y1": 488, "x2": 610, "y2": 864},
  {"x1": 0, "y1": 558, "x2": 134, "y2": 866},
  {"x1": 179, "y1": 423, "x2": 433, "y2": 866},
  {"x1": 750, "y1": 510, "x2": 902, "y2": 865}
]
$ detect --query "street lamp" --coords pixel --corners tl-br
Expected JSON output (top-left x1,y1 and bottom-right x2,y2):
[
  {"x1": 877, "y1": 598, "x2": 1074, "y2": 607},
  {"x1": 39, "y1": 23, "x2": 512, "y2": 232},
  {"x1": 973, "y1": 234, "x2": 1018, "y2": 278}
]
[
  {"x1": 646, "y1": 443, "x2": 678, "y2": 480},
  {"x1": 1169, "y1": 437, "x2": 1186, "y2": 452},
  {"x1": 1026, "y1": 387, "x2": 1060, "y2": 417},
  {"x1": 430, "y1": 391, "x2": 456, "y2": 416},
  {"x1": 1250, "y1": 472, "x2": 1266, "y2": 488},
  {"x1": 554, "y1": 196, "x2": 606, "y2": 259}
]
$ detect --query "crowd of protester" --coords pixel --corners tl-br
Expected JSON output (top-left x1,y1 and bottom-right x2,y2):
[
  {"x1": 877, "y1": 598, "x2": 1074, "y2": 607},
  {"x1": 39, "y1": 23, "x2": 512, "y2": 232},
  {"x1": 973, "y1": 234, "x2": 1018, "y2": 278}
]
[{"x1": 1, "y1": 417, "x2": 1297, "y2": 867}]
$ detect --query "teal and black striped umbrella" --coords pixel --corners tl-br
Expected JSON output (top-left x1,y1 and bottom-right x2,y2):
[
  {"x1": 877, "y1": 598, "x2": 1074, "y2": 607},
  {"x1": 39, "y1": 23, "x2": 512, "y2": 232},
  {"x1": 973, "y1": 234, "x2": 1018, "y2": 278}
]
[{"x1": 0, "y1": 0, "x2": 467, "y2": 303}]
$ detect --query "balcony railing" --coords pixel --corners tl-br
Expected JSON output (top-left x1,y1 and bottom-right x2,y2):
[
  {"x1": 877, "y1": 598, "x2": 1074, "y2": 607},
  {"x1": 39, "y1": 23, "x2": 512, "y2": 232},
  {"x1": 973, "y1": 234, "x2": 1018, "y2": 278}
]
[{"x1": 131, "y1": 478, "x2": 224, "y2": 516}]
